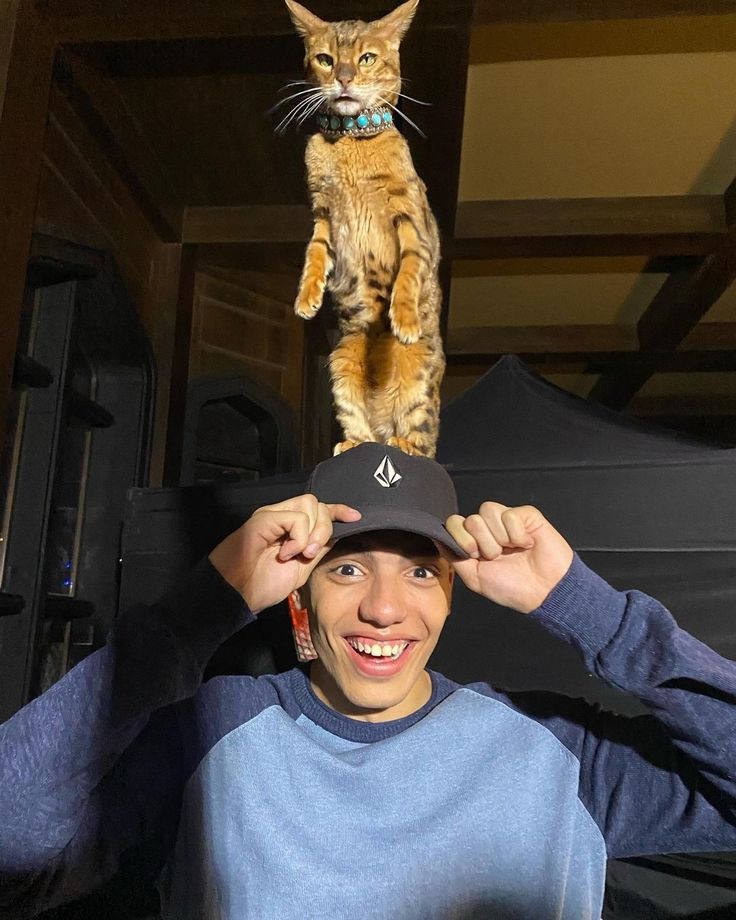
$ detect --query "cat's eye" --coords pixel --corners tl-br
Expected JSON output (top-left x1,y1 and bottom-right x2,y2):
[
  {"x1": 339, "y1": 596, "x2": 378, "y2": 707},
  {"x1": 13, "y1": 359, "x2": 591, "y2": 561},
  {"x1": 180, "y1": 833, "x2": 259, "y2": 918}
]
[
  {"x1": 315, "y1": 53, "x2": 334, "y2": 69},
  {"x1": 359, "y1": 52, "x2": 377, "y2": 67}
]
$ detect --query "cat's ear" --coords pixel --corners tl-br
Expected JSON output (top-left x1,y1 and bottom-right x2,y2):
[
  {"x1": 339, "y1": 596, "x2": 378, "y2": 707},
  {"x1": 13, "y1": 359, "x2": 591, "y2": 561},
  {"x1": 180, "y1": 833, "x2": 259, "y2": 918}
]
[
  {"x1": 372, "y1": 0, "x2": 419, "y2": 46},
  {"x1": 284, "y1": 0, "x2": 327, "y2": 39}
]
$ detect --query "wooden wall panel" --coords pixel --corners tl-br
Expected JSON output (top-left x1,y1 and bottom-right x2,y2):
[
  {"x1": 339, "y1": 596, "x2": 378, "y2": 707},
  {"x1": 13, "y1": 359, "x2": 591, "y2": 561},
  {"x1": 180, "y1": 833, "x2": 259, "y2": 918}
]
[
  {"x1": 34, "y1": 85, "x2": 184, "y2": 484},
  {"x1": 190, "y1": 267, "x2": 303, "y2": 422},
  {"x1": 0, "y1": 2, "x2": 55, "y2": 451}
]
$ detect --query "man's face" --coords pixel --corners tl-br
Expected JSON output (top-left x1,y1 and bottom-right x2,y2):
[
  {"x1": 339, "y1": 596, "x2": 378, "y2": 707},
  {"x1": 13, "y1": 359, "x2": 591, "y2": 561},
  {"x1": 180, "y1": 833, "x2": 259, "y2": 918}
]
[{"x1": 304, "y1": 530, "x2": 454, "y2": 722}]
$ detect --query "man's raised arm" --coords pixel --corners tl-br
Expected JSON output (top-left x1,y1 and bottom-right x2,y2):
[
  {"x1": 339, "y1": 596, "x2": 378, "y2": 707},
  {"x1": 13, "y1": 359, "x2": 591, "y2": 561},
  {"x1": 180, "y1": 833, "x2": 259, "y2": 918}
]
[
  {"x1": 446, "y1": 502, "x2": 736, "y2": 857},
  {"x1": 0, "y1": 496, "x2": 358, "y2": 918}
]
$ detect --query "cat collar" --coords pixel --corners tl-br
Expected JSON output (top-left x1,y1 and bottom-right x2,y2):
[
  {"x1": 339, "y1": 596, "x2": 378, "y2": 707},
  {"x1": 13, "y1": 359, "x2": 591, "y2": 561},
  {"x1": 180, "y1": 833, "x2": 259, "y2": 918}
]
[{"x1": 316, "y1": 105, "x2": 395, "y2": 139}]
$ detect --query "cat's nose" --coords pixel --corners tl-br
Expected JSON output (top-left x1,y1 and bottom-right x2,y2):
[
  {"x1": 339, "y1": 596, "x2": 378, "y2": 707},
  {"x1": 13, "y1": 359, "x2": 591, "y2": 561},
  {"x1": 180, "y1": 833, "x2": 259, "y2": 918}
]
[{"x1": 336, "y1": 62, "x2": 356, "y2": 88}]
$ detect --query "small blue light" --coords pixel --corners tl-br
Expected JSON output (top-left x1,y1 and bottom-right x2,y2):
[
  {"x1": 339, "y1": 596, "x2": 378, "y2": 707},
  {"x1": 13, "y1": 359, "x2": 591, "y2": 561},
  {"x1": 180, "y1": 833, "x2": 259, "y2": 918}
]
[
  {"x1": 64, "y1": 562, "x2": 72, "y2": 569},
  {"x1": 63, "y1": 578, "x2": 71, "y2": 587}
]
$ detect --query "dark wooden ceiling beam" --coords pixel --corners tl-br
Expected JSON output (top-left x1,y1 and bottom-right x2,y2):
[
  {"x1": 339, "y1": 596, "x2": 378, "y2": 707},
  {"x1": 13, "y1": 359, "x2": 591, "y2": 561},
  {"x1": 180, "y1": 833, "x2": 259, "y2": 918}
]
[
  {"x1": 46, "y1": 1, "x2": 471, "y2": 43},
  {"x1": 589, "y1": 237, "x2": 736, "y2": 409},
  {"x1": 448, "y1": 324, "x2": 638, "y2": 355},
  {"x1": 53, "y1": 50, "x2": 182, "y2": 241},
  {"x1": 453, "y1": 256, "x2": 699, "y2": 276},
  {"x1": 44, "y1": 0, "x2": 736, "y2": 42},
  {"x1": 74, "y1": 35, "x2": 300, "y2": 78},
  {"x1": 473, "y1": 0, "x2": 736, "y2": 22},
  {"x1": 447, "y1": 322, "x2": 736, "y2": 356},
  {"x1": 456, "y1": 196, "x2": 726, "y2": 239},
  {"x1": 630, "y1": 394, "x2": 736, "y2": 417},
  {"x1": 450, "y1": 235, "x2": 718, "y2": 259},
  {"x1": 184, "y1": 205, "x2": 311, "y2": 244},
  {"x1": 184, "y1": 197, "x2": 727, "y2": 259},
  {"x1": 453, "y1": 195, "x2": 725, "y2": 259}
]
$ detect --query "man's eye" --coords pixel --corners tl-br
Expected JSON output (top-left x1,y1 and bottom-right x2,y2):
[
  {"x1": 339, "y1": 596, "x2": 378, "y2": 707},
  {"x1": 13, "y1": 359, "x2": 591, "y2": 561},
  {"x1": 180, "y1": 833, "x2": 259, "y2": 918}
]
[
  {"x1": 316, "y1": 53, "x2": 334, "y2": 68},
  {"x1": 335, "y1": 564, "x2": 358, "y2": 577},
  {"x1": 360, "y1": 52, "x2": 377, "y2": 67},
  {"x1": 411, "y1": 566, "x2": 436, "y2": 580}
]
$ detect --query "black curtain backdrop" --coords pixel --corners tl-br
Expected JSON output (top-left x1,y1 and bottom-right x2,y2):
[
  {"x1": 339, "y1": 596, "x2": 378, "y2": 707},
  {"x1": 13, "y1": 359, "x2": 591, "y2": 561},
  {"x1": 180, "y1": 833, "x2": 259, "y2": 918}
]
[{"x1": 119, "y1": 356, "x2": 736, "y2": 920}]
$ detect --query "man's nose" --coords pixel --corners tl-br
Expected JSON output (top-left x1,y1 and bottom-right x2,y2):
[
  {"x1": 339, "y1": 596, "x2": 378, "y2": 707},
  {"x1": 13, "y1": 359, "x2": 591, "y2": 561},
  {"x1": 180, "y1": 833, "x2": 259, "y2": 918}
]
[
  {"x1": 335, "y1": 62, "x2": 356, "y2": 88},
  {"x1": 358, "y1": 574, "x2": 407, "y2": 628}
]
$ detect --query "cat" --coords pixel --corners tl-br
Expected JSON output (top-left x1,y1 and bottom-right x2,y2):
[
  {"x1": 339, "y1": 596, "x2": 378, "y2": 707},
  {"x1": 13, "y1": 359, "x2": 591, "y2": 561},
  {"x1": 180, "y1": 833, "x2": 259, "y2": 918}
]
[{"x1": 284, "y1": 0, "x2": 445, "y2": 458}]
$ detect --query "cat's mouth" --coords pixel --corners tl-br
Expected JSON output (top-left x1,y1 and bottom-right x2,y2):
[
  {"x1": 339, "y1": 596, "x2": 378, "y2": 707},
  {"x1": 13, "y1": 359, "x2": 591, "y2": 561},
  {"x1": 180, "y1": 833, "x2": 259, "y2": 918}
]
[{"x1": 332, "y1": 96, "x2": 362, "y2": 117}]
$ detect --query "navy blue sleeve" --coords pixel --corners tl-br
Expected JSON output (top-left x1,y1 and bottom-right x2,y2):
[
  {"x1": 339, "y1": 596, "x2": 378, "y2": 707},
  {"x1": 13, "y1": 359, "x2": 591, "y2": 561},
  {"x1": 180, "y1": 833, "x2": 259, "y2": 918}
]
[
  {"x1": 527, "y1": 554, "x2": 736, "y2": 858},
  {"x1": 0, "y1": 557, "x2": 254, "y2": 918}
]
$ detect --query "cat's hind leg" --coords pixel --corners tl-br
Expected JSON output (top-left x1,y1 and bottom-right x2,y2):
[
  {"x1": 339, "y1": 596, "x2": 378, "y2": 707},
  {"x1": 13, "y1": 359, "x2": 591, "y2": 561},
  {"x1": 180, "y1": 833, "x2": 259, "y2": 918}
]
[
  {"x1": 329, "y1": 332, "x2": 376, "y2": 454},
  {"x1": 377, "y1": 334, "x2": 443, "y2": 459}
]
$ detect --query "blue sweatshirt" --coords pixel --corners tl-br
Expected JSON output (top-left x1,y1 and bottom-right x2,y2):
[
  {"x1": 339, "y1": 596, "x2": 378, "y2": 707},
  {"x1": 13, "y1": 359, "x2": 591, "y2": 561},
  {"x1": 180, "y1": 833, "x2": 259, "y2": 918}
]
[{"x1": 1, "y1": 555, "x2": 735, "y2": 919}]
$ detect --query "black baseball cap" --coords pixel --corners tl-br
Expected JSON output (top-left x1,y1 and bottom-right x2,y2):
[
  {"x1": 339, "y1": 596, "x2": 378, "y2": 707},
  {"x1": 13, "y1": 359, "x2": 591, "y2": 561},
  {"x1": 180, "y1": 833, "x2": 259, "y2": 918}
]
[{"x1": 308, "y1": 442, "x2": 468, "y2": 558}]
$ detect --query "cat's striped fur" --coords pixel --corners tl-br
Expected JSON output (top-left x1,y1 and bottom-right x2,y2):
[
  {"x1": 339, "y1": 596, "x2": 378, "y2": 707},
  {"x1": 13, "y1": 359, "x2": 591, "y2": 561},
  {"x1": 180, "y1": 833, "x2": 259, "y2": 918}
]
[{"x1": 286, "y1": 0, "x2": 444, "y2": 458}]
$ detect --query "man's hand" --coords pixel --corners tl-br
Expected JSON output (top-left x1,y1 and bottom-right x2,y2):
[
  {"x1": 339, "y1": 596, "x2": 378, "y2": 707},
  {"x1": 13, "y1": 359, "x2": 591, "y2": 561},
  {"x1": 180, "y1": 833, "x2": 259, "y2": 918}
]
[
  {"x1": 445, "y1": 502, "x2": 574, "y2": 614},
  {"x1": 209, "y1": 495, "x2": 361, "y2": 615}
]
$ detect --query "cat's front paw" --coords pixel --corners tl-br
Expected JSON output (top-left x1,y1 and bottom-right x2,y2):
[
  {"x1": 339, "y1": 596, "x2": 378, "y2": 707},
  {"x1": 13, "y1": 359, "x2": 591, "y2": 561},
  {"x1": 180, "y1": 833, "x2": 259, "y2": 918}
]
[
  {"x1": 389, "y1": 295, "x2": 421, "y2": 345},
  {"x1": 294, "y1": 278, "x2": 325, "y2": 320},
  {"x1": 333, "y1": 439, "x2": 363, "y2": 455},
  {"x1": 386, "y1": 436, "x2": 421, "y2": 456}
]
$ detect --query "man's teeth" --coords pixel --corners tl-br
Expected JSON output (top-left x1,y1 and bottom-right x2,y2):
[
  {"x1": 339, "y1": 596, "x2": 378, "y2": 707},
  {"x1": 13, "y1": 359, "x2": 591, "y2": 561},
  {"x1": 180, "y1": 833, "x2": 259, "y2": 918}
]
[{"x1": 347, "y1": 639, "x2": 409, "y2": 659}]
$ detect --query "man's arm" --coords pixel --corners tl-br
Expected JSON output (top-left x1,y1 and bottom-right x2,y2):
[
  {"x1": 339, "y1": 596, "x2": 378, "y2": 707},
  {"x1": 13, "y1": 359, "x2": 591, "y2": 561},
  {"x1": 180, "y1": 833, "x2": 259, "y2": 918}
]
[
  {"x1": 529, "y1": 554, "x2": 736, "y2": 857},
  {"x1": 0, "y1": 558, "x2": 253, "y2": 918},
  {"x1": 0, "y1": 495, "x2": 360, "y2": 918},
  {"x1": 446, "y1": 503, "x2": 736, "y2": 857}
]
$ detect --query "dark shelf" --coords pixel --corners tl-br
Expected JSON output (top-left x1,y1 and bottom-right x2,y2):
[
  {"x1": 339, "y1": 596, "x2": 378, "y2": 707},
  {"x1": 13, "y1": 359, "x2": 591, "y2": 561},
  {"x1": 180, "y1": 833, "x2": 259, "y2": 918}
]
[
  {"x1": 13, "y1": 353, "x2": 54, "y2": 389},
  {"x1": 44, "y1": 595, "x2": 95, "y2": 620},
  {"x1": 0, "y1": 592, "x2": 25, "y2": 617},
  {"x1": 68, "y1": 391, "x2": 115, "y2": 429}
]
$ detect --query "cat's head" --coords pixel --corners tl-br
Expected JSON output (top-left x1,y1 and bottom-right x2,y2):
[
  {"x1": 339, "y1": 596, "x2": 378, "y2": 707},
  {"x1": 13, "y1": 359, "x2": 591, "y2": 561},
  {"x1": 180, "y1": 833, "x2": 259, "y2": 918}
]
[{"x1": 285, "y1": 0, "x2": 418, "y2": 117}]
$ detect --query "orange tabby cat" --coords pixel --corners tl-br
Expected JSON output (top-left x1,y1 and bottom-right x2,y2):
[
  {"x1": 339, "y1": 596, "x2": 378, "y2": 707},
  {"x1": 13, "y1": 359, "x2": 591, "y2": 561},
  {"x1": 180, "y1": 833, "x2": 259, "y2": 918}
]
[{"x1": 285, "y1": 0, "x2": 444, "y2": 458}]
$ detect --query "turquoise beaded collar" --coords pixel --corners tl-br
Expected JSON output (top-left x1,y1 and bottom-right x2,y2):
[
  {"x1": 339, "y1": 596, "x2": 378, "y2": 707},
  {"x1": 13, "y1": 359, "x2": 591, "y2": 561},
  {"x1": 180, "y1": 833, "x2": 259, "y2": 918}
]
[{"x1": 316, "y1": 105, "x2": 395, "y2": 139}]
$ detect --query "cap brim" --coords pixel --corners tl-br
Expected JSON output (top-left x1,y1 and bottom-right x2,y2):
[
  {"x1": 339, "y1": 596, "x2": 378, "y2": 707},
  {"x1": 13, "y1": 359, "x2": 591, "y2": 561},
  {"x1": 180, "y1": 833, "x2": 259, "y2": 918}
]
[{"x1": 330, "y1": 505, "x2": 469, "y2": 559}]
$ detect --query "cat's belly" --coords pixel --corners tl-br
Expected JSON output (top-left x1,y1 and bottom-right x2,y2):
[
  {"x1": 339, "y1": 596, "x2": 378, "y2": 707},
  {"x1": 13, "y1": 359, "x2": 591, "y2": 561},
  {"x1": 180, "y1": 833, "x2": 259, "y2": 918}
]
[{"x1": 329, "y1": 198, "x2": 399, "y2": 296}]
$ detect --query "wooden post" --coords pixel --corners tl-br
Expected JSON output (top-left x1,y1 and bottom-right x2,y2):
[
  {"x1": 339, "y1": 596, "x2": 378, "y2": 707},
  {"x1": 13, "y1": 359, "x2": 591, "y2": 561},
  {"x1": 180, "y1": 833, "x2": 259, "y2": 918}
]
[
  {"x1": 162, "y1": 244, "x2": 197, "y2": 486},
  {"x1": 0, "y1": 2, "x2": 56, "y2": 452}
]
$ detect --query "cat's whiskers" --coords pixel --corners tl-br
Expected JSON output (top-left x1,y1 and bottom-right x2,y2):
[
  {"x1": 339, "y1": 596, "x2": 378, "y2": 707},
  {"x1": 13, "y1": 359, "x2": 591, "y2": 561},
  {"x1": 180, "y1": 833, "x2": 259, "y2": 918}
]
[
  {"x1": 377, "y1": 95, "x2": 427, "y2": 139},
  {"x1": 268, "y1": 86, "x2": 323, "y2": 114},
  {"x1": 395, "y1": 91, "x2": 431, "y2": 107},
  {"x1": 275, "y1": 98, "x2": 318, "y2": 133},
  {"x1": 274, "y1": 90, "x2": 326, "y2": 133},
  {"x1": 297, "y1": 94, "x2": 328, "y2": 126}
]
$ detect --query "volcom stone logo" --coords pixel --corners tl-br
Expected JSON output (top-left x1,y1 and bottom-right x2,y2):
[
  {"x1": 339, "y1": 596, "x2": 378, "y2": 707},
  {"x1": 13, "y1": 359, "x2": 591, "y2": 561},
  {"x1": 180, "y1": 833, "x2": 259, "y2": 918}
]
[{"x1": 373, "y1": 455, "x2": 403, "y2": 488}]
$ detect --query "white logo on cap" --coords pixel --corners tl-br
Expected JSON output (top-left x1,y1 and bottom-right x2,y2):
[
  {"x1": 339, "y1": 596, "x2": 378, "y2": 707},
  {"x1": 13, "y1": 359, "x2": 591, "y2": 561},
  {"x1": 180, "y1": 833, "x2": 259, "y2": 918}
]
[{"x1": 374, "y1": 455, "x2": 402, "y2": 488}]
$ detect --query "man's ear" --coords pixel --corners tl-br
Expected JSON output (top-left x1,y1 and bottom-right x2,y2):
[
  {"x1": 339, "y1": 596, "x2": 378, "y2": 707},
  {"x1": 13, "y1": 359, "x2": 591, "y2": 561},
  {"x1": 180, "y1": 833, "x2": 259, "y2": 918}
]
[
  {"x1": 285, "y1": 0, "x2": 328, "y2": 39},
  {"x1": 372, "y1": 0, "x2": 419, "y2": 46}
]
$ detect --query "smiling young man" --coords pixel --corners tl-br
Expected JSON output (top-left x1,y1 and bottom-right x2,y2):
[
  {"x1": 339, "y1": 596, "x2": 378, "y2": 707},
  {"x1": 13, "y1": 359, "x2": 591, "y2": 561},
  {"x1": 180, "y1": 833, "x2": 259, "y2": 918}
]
[
  {"x1": 304, "y1": 529, "x2": 454, "y2": 721},
  {"x1": 2, "y1": 443, "x2": 736, "y2": 920}
]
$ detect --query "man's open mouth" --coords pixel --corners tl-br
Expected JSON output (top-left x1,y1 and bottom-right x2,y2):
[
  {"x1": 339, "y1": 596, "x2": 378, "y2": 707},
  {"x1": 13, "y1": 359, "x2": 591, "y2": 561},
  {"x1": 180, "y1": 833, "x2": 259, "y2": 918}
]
[{"x1": 346, "y1": 637, "x2": 409, "y2": 661}]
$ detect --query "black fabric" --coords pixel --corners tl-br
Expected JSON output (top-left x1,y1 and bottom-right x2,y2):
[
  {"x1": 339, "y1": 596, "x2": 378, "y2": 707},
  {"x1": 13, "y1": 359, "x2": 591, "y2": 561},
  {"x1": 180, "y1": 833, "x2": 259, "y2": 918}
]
[
  {"x1": 438, "y1": 355, "x2": 724, "y2": 468},
  {"x1": 435, "y1": 356, "x2": 736, "y2": 918}
]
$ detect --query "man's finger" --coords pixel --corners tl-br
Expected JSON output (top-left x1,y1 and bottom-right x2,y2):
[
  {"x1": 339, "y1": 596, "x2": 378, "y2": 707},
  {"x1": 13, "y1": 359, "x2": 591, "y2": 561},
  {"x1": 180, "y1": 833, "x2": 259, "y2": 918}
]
[
  {"x1": 276, "y1": 511, "x2": 313, "y2": 561},
  {"x1": 326, "y1": 503, "x2": 362, "y2": 523},
  {"x1": 478, "y1": 501, "x2": 512, "y2": 548},
  {"x1": 301, "y1": 502, "x2": 361, "y2": 559},
  {"x1": 502, "y1": 507, "x2": 536, "y2": 549},
  {"x1": 464, "y1": 513, "x2": 504, "y2": 560},
  {"x1": 445, "y1": 514, "x2": 480, "y2": 558}
]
